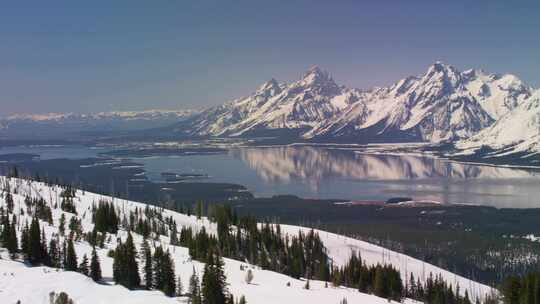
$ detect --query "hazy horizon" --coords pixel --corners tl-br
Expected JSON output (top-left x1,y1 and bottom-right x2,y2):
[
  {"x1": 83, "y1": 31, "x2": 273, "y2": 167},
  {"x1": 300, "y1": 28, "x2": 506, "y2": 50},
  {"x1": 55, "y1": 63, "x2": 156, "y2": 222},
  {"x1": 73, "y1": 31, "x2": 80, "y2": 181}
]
[{"x1": 2, "y1": 1, "x2": 539, "y2": 115}]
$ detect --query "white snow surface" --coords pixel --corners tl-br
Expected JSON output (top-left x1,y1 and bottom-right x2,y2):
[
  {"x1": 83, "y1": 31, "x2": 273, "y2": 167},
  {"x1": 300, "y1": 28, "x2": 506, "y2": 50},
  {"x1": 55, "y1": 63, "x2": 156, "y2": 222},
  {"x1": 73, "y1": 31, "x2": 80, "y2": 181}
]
[
  {"x1": 0, "y1": 177, "x2": 493, "y2": 303},
  {"x1": 458, "y1": 90, "x2": 540, "y2": 154}
]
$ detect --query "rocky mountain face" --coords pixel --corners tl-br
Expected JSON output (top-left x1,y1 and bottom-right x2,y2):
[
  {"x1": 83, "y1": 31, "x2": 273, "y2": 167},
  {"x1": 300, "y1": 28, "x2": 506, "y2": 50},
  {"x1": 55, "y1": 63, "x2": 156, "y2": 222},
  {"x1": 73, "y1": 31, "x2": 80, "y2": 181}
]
[{"x1": 171, "y1": 62, "x2": 534, "y2": 145}]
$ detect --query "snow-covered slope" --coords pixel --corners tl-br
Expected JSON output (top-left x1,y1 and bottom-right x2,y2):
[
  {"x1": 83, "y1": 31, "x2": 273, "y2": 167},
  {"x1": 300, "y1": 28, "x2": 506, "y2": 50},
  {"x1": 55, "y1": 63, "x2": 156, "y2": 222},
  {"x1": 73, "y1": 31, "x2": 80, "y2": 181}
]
[
  {"x1": 462, "y1": 69, "x2": 531, "y2": 119},
  {"x1": 169, "y1": 62, "x2": 533, "y2": 143},
  {"x1": 0, "y1": 177, "x2": 493, "y2": 303},
  {"x1": 457, "y1": 90, "x2": 540, "y2": 155},
  {"x1": 0, "y1": 260, "x2": 179, "y2": 304}
]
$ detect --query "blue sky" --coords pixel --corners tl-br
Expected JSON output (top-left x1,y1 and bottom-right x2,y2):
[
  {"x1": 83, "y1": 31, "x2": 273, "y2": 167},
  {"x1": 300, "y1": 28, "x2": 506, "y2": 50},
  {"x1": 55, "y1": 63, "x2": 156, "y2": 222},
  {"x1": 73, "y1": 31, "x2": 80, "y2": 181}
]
[{"x1": 1, "y1": 1, "x2": 539, "y2": 115}]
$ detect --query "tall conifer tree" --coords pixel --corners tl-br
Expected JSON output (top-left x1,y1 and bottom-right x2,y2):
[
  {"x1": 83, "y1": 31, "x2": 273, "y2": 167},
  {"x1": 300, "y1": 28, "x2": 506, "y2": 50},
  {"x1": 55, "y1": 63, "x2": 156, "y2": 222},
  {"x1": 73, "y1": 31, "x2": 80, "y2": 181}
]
[{"x1": 90, "y1": 247, "x2": 102, "y2": 282}]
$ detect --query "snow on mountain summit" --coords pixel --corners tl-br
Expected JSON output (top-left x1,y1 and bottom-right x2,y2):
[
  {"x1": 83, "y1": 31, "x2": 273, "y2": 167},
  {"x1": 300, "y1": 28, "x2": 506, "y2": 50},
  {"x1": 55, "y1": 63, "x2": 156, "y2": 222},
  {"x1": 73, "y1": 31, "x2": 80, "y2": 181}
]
[
  {"x1": 175, "y1": 66, "x2": 362, "y2": 137},
  {"x1": 297, "y1": 65, "x2": 341, "y2": 96},
  {"x1": 171, "y1": 62, "x2": 534, "y2": 143},
  {"x1": 306, "y1": 62, "x2": 497, "y2": 142}
]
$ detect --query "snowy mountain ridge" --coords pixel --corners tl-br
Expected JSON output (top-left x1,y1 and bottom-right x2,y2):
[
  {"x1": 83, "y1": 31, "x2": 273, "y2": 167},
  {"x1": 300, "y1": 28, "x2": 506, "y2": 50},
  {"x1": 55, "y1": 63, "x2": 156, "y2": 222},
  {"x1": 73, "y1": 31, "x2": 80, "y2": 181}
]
[
  {"x1": 0, "y1": 176, "x2": 493, "y2": 303},
  {"x1": 173, "y1": 66, "x2": 365, "y2": 138},
  {"x1": 0, "y1": 109, "x2": 200, "y2": 138},
  {"x1": 457, "y1": 89, "x2": 540, "y2": 156},
  {"x1": 3, "y1": 109, "x2": 200, "y2": 122},
  {"x1": 171, "y1": 62, "x2": 534, "y2": 144}
]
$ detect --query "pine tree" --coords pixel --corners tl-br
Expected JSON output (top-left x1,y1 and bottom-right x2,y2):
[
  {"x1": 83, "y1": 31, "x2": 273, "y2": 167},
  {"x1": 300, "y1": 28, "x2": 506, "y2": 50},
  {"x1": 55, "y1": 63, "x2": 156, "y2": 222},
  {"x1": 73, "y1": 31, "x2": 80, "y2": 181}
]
[
  {"x1": 373, "y1": 266, "x2": 387, "y2": 298},
  {"x1": 21, "y1": 222, "x2": 29, "y2": 257},
  {"x1": 5, "y1": 192, "x2": 14, "y2": 213},
  {"x1": 151, "y1": 245, "x2": 176, "y2": 296},
  {"x1": 201, "y1": 252, "x2": 227, "y2": 304},
  {"x1": 177, "y1": 275, "x2": 184, "y2": 296},
  {"x1": 113, "y1": 233, "x2": 140, "y2": 289},
  {"x1": 170, "y1": 222, "x2": 179, "y2": 245},
  {"x1": 408, "y1": 272, "x2": 416, "y2": 298},
  {"x1": 113, "y1": 240, "x2": 124, "y2": 284},
  {"x1": 162, "y1": 250, "x2": 176, "y2": 297},
  {"x1": 123, "y1": 232, "x2": 141, "y2": 288},
  {"x1": 8, "y1": 218, "x2": 18, "y2": 258},
  {"x1": 47, "y1": 238, "x2": 60, "y2": 267},
  {"x1": 141, "y1": 240, "x2": 153, "y2": 289},
  {"x1": 58, "y1": 214, "x2": 66, "y2": 236},
  {"x1": 65, "y1": 237, "x2": 78, "y2": 271},
  {"x1": 27, "y1": 216, "x2": 43, "y2": 264},
  {"x1": 90, "y1": 247, "x2": 102, "y2": 282},
  {"x1": 1, "y1": 215, "x2": 18, "y2": 257},
  {"x1": 79, "y1": 254, "x2": 89, "y2": 276},
  {"x1": 464, "y1": 290, "x2": 471, "y2": 304},
  {"x1": 93, "y1": 201, "x2": 119, "y2": 233},
  {"x1": 40, "y1": 230, "x2": 49, "y2": 265},
  {"x1": 0, "y1": 215, "x2": 9, "y2": 246},
  {"x1": 153, "y1": 246, "x2": 165, "y2": 290},
  {"x1": 189, "y1": 267, "x2": 202, "y2": 304}
]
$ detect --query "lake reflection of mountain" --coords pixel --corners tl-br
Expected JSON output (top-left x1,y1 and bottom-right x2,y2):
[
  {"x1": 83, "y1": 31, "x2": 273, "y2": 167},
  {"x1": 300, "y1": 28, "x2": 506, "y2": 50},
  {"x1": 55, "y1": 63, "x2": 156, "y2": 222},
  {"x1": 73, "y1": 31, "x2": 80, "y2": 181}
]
[
  {"x1": 2, "y1": 144, "x2": 539, "y2": 208},
  {"x1": 230, "y1": 146, "x2": 540, "y2": 208},
  {"x1": 231, "y1": 146, "x2": 537, "y2": 183}
]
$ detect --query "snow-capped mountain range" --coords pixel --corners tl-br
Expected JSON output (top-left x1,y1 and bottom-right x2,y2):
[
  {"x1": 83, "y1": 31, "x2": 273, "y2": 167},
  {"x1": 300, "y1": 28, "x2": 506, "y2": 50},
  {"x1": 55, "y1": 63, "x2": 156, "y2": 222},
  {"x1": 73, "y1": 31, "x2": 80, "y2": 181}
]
[
  {"x1": 4, "y1": 63, "x2": 537, "y2": 156},
  {"x1": 0, "y1": 109, "x2": 200, "y2": 138},
  {"x1": 169, "y1": 62, "x2": 537, "y2": 152}
]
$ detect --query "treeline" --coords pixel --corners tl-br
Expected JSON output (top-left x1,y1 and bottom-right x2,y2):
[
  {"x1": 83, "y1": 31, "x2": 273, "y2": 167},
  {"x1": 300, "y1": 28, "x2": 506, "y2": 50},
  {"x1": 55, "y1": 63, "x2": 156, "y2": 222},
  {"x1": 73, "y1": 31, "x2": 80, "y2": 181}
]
[
  {"x1": 92, "y1": 200, "x2": 119, "y2": 233},
  {"x1": 60, "y1": 185, "x2": 77, "y2": 214},
  {"x1": 502, "y1": 272, "x2": 540, "y2": 304},
  {"x1": 406, "y1": 272, "x2": 478, "y2": 304},
  {"x1": 178, "y1": 204, "x2": 331, "y2": 283},
  {"x1": 331, "y1": 250, "x2": 480, "y2": 304},
  {"x1": 0, "y1": 211, "x2": 103, "y2": 283},
  {"x1": 331, "y1": 251, "x2": 403, "y2": 301}
]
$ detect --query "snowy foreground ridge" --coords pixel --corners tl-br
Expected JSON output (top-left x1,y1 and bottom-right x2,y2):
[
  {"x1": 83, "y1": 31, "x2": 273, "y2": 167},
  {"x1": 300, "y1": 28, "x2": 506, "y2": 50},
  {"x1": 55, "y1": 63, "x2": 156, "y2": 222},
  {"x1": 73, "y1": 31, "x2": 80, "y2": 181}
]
[{"x1": 0, "y1": 176, "x2": 492, "y2": 303}]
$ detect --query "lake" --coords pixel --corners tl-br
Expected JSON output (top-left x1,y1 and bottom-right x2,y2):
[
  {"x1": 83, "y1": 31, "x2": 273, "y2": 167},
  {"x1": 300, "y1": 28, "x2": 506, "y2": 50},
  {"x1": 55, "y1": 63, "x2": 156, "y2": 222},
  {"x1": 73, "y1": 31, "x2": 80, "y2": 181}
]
[{"x1": 1, "y1": 144, "x2": 539, "y2": 208}]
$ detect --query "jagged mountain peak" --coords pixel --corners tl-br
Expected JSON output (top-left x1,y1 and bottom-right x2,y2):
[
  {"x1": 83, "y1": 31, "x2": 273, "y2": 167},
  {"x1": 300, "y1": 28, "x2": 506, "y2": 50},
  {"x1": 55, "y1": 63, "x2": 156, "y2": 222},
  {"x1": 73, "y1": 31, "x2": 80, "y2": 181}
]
[
  {"x1": 302, "y1": 65, "x2": 328, "y2": 79},
  {"x1": 462, "y1": 68, "x2": 487, "y2": 80},
  {"x1": 420, "y1": 61, "x2": 463, "y2": 88},
  {"x1": 428, "y1": 60, "x2": 455, "y2": 71},
  {"x1": 297, "y1": 66, "x2": 340, "y2": 94},
  {"x1": 259, "y1": 77, "x2": 279, "y2": 89},
  {"x1": 255, "y1": 78, "x2": 283, "y2": 97}
]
